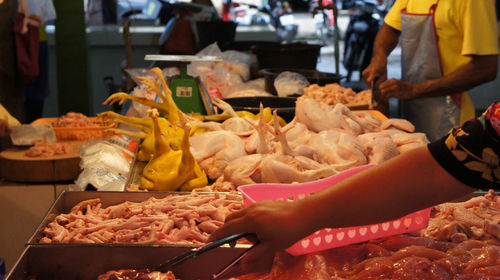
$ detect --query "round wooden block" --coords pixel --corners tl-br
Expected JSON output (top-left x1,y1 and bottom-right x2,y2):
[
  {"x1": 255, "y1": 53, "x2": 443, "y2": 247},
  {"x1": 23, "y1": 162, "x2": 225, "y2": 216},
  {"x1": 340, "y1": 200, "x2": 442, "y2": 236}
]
[{"x1": 0, "y1": 141, "x2": 85, "y2": 183}]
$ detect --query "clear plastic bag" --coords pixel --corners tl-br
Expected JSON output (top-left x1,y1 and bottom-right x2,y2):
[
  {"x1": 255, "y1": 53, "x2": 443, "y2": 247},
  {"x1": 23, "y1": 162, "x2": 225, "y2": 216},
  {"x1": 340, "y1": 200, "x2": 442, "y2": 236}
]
[
  {"x1": 188, "y1": 43, "x2": 253, "y2": 97},
  {"x1": 74, "y1": 137, "x2": 135, "y2": 191},
  {"x1": 124, "y1": 85, "x2": 157, "y2": 118},
  {"x1": 274, "y1": 71, "x2": 310, "y2": 97},
  {"x1": 73, "y1": 166, "x2": 128, "y2": 192}
]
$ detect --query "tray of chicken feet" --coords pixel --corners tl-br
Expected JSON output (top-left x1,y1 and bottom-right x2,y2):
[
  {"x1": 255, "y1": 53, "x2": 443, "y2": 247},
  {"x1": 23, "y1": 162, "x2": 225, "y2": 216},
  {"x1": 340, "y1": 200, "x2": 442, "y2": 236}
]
[
  {"x1": 17, "y1": 190, "x2": 500, "y2": 279},
  {"x1": 6, "y1": 244, "x2": 250, "y2": 280},
  {"x1": 27, "y1": 191, "x2": 243, "y2": 246}
]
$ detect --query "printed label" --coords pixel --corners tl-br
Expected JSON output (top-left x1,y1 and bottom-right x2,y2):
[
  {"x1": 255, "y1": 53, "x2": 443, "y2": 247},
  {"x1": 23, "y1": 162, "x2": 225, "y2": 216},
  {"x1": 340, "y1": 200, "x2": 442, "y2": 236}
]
[{"x1": 176, "y1": 87, "x2": 192, "y2": 97}]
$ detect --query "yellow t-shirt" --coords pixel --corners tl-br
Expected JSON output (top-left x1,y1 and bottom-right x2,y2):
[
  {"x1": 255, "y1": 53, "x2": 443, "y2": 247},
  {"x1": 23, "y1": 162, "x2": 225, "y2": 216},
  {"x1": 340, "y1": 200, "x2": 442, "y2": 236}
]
[
  {"x1": 385, "y1": 0, "x2": 498, "y2": 76},
  {"x1": 0, "y1": 104, "x2": 21, "y2": 127}
]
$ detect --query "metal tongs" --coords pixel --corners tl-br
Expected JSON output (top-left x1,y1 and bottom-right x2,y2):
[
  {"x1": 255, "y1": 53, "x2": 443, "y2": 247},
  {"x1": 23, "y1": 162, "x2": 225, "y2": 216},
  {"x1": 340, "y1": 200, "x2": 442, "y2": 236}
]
[{"x1": 153, "y1": 233, "x2": 258, "y2": 279}]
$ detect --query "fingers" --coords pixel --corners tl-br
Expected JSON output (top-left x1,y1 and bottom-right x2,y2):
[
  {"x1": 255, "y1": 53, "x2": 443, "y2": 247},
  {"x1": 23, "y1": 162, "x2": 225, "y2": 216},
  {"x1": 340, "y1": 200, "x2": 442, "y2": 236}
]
[
  {"x1": 361, "y1": 68, "x2": 373, "y2": 86},
  {"x1": 377, "y1": 78, "x2": 399, "y2": 102},
  {"x1": 208, "y1": 216, "x2": 251, "y2": 242},
  {"x1": 362, "y1": 62, "x2": 387, "y2": 87}
]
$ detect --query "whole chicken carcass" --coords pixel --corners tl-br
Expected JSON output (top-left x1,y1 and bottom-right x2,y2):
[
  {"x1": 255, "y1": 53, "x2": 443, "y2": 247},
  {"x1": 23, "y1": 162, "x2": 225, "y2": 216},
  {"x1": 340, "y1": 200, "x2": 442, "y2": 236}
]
[
  {"x1": 189, "y1": 130, "x2": 247, "y2": 180},
  {"x1": 295, "y1": 97, "x2": 379, "y2": 134},
  {"x1": 141, "y1": 109, "x2": 207, "y2": 191},
  {"x1": 99, "y1": 111, "x2": 184, "y2": 162},
  {"x1": 357, "y1": 132, "x2": 399, "y2": 164},
  {"x1": 221, "y1": 153, "x2": 355, "y2": 187}
]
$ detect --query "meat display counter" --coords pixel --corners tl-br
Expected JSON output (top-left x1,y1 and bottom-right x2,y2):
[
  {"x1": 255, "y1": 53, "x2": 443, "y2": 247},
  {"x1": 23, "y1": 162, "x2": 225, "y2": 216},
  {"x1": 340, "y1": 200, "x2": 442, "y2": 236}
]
[{"x1": 6, "y1": 245, "x2": 250, "y2": 280}]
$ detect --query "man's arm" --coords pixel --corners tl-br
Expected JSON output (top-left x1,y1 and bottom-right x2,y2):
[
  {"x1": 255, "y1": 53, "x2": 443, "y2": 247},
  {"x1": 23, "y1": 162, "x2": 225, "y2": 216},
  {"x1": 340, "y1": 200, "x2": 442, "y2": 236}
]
[
  {"x1": 378, "y1": 55, "x2": 498, "y2": 101},
  {"x1": 362, "y1": 23, "x2": 401, "y2": 86},
  {"x1": 0, "y1": 119, "x2": 13, "y2": 137},
  {"x1": 298, "y1": 146, "x2": 477, "y2": 231}
]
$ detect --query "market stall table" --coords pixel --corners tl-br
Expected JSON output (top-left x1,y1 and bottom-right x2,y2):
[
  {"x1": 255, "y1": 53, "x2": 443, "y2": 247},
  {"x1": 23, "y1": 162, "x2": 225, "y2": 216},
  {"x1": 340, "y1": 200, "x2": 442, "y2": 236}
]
[{"x1": 0, "y1": 181, "x2": 70, "y2": 271}]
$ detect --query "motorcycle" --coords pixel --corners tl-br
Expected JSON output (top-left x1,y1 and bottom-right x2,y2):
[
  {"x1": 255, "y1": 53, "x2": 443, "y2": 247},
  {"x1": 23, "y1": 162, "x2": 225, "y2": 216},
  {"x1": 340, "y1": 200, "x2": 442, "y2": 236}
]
[
  {"x1": 227, "y1": 0, "x2": 298, "y2": 43},
  {"x1": 266, "y1": 0, "x2": 298, "y2": 43},
  {"x1": 342, "y1": 0, "x2": 385, "y2": 82},
  {"x1": 231, "y1": 2, "x2": 271, "y2": 26}
]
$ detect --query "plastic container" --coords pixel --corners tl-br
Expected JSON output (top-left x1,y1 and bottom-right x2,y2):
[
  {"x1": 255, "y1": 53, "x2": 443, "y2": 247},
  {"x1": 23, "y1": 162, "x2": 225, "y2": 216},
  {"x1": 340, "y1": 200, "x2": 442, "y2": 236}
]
[
  {"x1": 222, "y1": 96, "x2": 296, "y2": 122},
  {"x1": 238, "y1": 165, "x2": 431, "y2": 256},
  {"x1": 251, "y1": 43, "x2": 322, "y2": 70},
  {"x1": 32, "y1": 117, "x2": 117, "y2": 141},
  {"x1": 260, "y1": 68, "x2": 344, "y2": 95}
]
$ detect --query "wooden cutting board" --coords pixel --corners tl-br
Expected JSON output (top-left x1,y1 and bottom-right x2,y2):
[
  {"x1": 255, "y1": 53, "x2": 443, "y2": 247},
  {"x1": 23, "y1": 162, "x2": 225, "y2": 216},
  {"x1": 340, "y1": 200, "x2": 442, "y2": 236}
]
[{"x1": 0, "y1": 141, "x2": 86, "y2": 183}]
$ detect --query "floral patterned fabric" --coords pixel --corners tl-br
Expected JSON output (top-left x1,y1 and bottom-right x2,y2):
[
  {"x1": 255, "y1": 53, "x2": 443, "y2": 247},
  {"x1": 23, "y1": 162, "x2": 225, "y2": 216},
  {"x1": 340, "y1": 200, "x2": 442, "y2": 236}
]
[{"x1": 428, "y1": 102, "x2": 500, "y2": 191}]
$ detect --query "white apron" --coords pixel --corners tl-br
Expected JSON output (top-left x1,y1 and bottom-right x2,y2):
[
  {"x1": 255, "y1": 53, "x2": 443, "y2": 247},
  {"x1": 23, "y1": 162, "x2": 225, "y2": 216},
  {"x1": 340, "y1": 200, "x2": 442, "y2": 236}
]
[{"x1": 399, "y1": 1, "x2": 460, "y2": 142}]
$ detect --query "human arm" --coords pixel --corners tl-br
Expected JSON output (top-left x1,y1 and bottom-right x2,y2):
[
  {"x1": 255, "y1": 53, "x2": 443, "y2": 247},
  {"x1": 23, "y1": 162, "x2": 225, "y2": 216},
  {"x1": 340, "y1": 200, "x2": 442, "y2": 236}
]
[
  {"x1": 0, "y1": 119, "x2": 13, "y2": 137},
  {"x1": 362, "y1": 23, "x2": 401, "y2": 87},
  {"x1": 209, "y1": 146, "x2": 477, "y2": 274},
  {"x1": 376, "y1": 54, "x2": 498, "y2": 102},
  {"x1": 0, "y1": 104, "x2": 20, "y2": 137}
]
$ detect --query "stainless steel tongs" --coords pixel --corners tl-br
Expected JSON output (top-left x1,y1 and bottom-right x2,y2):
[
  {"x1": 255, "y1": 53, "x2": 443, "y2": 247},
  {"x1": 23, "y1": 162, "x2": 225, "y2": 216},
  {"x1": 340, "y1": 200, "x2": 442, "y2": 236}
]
[{"x1": 153, "y1": 233, "x2": 258, "y2": 280}]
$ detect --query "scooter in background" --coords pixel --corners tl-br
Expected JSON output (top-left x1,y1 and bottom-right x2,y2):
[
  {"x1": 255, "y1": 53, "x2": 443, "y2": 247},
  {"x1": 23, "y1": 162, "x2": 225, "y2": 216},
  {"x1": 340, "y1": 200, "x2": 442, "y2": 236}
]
[
  {"x1": 342, "y1": 0, "x2": 385, "y2": 82},
  {"x1": 231, "y1": 2, "x2": 271, "y2": 26},
  {"x1": 230, "y1": 0, "x2": 298, "y2": 43},
  {"x1": 268, "y1": 1, "x2": 298, "y2": 43}
]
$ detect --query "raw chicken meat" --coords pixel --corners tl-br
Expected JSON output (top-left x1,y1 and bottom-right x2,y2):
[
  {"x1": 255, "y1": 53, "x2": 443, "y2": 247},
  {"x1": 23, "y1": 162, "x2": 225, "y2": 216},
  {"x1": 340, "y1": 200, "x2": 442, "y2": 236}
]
[
  {"x1": 295, "y1": 97, "x2": 379, "y2": 134},
  {"x1": 40, "y1": 193, "x2": 242, "y2": 244},
  {"x1": 98, "y1": 269, "x2": 178, "y2": 280},
  {"x1": 25, "y1": 139, "x2": 70, "y2": 157},
  {"x1": 189, "y1": 131, "x2": 247, "y2": 180},
  {"x1": 302, "y1": 83, "x2": 371, "y2": 107},
  {"x1": 420, "y1": 189, "x2": 500, "y2": 243},
  {"x1": 53, "y1": 112, "x2": 97, "y2": 127},
  {"x1": 357, "y1": 133, "x2": 399, "y2": 164}
]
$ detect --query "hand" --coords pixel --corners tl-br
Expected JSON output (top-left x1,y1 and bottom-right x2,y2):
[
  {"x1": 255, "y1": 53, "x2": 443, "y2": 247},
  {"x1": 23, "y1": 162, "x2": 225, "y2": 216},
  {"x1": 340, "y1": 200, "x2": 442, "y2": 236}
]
[
  {"x1": 208, "y1": 200, "x2": 309, "y2": 275},
  {"x1": 362, "y1": 58, "x2": 387, "y2": 88},
  {"x1": 0, "y1": 119, "x2": 12, "y2": 137},
  {"x1": 378, "y1": 79, "x2": 420, "y2": 102}
]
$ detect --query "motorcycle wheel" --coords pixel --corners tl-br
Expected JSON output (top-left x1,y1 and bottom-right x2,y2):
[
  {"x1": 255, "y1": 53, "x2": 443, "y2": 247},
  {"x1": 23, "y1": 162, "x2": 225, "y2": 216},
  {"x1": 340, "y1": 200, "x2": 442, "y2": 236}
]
[{"x1": 343, "y1": 36, "x2": 360, "y2": 81}]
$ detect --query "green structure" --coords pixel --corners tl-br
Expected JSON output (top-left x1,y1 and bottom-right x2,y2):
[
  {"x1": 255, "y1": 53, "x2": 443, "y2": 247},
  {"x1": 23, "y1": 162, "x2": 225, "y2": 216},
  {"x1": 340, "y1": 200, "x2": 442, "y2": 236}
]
[{"x1": 53, "y1": 0, "x2": 91, "y2": 115}]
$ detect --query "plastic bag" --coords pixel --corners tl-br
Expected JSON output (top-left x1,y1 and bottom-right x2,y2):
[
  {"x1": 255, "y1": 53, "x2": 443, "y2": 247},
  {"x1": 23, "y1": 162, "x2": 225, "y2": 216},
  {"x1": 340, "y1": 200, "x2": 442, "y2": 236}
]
[
  {"x1": 274, "y1": 71, "x2": 310, "y2": 97},
  {"x1": 188, "y1": 43, "x2": 253, "y2": 97},
  {"x1": 74, "y1": 136, "x2": 137, "y2": 191},
  {"x1": 220, "y1": 50, "x2": 252, "y2": 81},
  {"x1": 73, "y1": 165, "x2": 128, "y2": 191}
]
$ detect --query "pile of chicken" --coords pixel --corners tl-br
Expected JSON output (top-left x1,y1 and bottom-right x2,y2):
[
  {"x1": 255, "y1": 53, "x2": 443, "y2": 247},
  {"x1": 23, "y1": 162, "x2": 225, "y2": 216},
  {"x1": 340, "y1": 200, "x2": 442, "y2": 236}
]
[
  {"x1": 226, "y1": 190, "x2": 500, "y2": 279},
  {"x1": 53, "y1": 112, "x2": 98, "y2": 127},
  {"x1": 98, "y1": 269, "x2": 178, "y2": 280},
  {"x1": 40, "y1": 192, "x2": 242, "y2": 244},
  {"x1": 24, "y1": 139, "x2": 70, "y2": 157},
  {"x1": 302, "y1": 83, "x2": 372, "y2": 107},
  {"x1": 101, "y1": 67, "x2": 428, "y2": 192},
  {"x1": 198, "y1": 96, "x2": 428, "y2": 192}
]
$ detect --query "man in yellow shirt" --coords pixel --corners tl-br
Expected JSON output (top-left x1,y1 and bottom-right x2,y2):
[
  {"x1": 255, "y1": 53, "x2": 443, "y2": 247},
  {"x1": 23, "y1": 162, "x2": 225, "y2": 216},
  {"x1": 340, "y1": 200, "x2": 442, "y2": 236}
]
[
  {"x1": 0, "y1": 104, "x2": 20, "y2": 137},
  {"x1": 362, "y1": 0, "x2": 498, "y2": 141}
]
